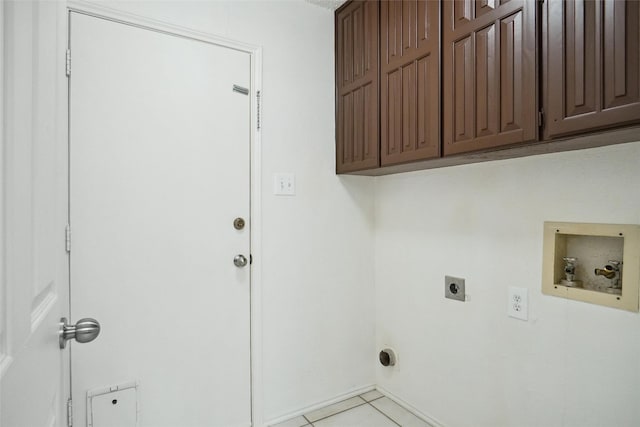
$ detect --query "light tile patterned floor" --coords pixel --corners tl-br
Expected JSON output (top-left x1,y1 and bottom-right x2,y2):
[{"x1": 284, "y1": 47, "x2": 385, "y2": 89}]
[{"x1": 270, "y1": 390, "x2": 432, "y2": 427}]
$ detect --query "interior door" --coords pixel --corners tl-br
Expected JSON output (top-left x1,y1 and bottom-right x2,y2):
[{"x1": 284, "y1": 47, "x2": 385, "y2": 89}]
[
  {"x1": 1, "y1": 2, "x2": 69, "y2": 426},
  {"x1": 69, "y1": 12, "x2": 251, "y2": 427}
]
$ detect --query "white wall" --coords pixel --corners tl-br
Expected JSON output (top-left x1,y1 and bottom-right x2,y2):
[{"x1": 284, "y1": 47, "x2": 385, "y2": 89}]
[
  {"x1": 374, "y1": 141, "x2": 640, "y2": 427},
  {"x1": 85, "y1": 0, "x2": 376, "y2": 423}
]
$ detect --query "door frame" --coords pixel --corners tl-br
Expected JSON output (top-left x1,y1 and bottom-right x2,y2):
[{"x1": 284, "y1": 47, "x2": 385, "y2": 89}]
[{"x1": 64, "y1": 2, "x2": 264, "y2": 425}]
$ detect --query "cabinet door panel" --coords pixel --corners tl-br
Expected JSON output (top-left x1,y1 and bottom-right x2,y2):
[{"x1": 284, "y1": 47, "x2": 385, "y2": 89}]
[
  {"x1": 454, "y1": 0, "x2": 473, "y2": 28},
  {"x1": 417, "y1": 55, "x2": 438, "y2": 149},
  {"x1": 603, "y1": 0, "x2": 640, "y2": 110},
  {"x1": 383, "y1": 69, "x2": 403, "y2": 156},
  {"x1": 500, "y1": 11, "x2": 523, "y2": 133},
  {"x1": 453, "y1": 35, "x2": 474, "y2": 143},
  {"x1": 338, "y1": 83, "x2": 377, "y2": 168},
  {"x1": 340, "y1": 92, "x2": 354, "y2": 165},
  {"x1": 381, "y1": 0, "x2": 440, "y2": 166},
  {"x1": 545, "y1": 0, "x2": 640, "y2": 138},
  {"x1": 476, "y1": 24, "x2": 497, "y2": 138},
  {"x1": 336, "y1": 0, "x2": 379, "y2": 173},
  {"x1": 443, "y1": 0, "x2": 537, "y2": 155},
  {"x1": 402, "y1": 62, "x2": 418, "y2": 151},
  {"x1": 564, "y1": 0, "x2": 597, "y2": 118},
  {"x1": 476, "y1": 0, "x2": 496, "y2": 19}
]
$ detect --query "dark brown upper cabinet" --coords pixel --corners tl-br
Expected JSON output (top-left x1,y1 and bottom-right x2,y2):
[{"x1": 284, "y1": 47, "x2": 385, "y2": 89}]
[
  {"x1": 335, "y1": 0, "x2": 640, "y2": 175},
  {"x1": 544, "y1": 0, "x2": 640, "y2": 139},
  {"x1": 380, "y1": 1, "x2": 440, "y2": 166},
  {"x1": 335, "y1": 0, "x2": 380, "y2": 173},
  {"x1": 442, "y1": 0, "x2": 538, "y2": 156}
]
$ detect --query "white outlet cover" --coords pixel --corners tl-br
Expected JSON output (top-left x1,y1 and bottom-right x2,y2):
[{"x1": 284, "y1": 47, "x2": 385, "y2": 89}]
[
  {"x1": 508, "y1": 286, "x2": 528, "y2": 321},
  {"x1": 273, "y1": 173, "x2": 295, "y2": 196}
]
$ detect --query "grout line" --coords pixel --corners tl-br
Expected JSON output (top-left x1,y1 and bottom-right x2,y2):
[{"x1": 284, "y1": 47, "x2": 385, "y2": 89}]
[
  {"x1": 302, "y1": 414, "x2": 313, "y2": 426},
  {"x1": 305, "y1": 397, "x2": 368, "y2": 424},
  {"x1": 368, "y1": 401, "x2": 402, "y2": 427}
]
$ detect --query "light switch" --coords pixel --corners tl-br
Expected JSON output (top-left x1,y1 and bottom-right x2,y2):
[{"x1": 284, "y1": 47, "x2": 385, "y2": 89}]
[{"x1": 273, "y1": 173, "x2": 295, "y2": 196}]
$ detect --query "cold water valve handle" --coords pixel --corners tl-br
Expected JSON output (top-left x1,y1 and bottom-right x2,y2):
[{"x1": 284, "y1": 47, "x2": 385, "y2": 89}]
[{"x1": 594, "y1": 260, "x2": 622, "y2": 288}]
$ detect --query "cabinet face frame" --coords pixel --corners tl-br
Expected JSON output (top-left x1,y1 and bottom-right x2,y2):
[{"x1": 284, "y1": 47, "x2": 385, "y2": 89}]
[
  {"x1": 335, "y1": 0, "x2": 380, "y2": 173},
  {"x1": 442, "y1": 0, "x2": 538, "y2": 156},
  {"x1": 542, "y1": 222, "x2": 640, "y2": 312},
  {"x1": 543, "y1": 0, "x2": 640, "y2": 139}
]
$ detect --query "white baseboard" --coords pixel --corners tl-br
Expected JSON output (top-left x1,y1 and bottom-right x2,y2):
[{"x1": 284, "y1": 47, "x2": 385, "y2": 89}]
[
  {"x1": 262, "y1": 384, "x2": 446, "y2": 427},
  {"x1": 263, "y1": 383, "x2": 376, "y2": 427},
  {"x1": 376, "y1": 385, "x2": 446, "y2": 427}
]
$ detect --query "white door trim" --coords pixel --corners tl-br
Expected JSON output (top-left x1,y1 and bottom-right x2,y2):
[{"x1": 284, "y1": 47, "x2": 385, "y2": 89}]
[
  {"x1": 64, "y1": 2, "x2": 264, "y2": 425},
  {"x1": 0, "y1": 0, "x2": 9, "y2": 379},
  {"x1": 0, "y1": 0, "x2": 6, "y2": 374}
]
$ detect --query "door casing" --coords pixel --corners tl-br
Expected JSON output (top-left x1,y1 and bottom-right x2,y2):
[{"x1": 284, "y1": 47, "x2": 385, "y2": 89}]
[{"x1": 64, "y1": 2, "x2": 264, "y2": 425}]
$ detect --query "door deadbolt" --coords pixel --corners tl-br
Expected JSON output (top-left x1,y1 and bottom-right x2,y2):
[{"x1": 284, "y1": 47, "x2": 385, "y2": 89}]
[
  {"x1": 234, "y1": 254, "x2": 248, "y2": 268},
  {"x1": 233, "y1": 217, "x2": 245, "y2": 230},
  {"x1": 59, "y1": 317, "x2": 101, "y2": 349}
]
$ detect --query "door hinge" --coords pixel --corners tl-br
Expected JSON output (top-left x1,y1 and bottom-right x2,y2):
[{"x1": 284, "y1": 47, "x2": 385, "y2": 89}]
[
  {"x1": 65, "y1": 49, "x2": 71, "y2": 77},
  {"x1": 538, "y1": 109, "x2": 544, "y2": 128},
  {"x1": 256, "y1": 90, "x2": 261, "y2": 131},
  {"x1": 65, "y1": 224, "x2": 71, "y2": 253},
  {"x1": 66, "y1": 398, "x2": 73, "y2": 427}
]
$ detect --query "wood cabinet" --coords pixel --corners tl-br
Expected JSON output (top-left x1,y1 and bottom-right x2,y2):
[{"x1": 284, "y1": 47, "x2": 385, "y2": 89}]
[
  {"x1": 544, "y1": 0, "x2": 640, "y2": 138},
  {"x1": 380, "y1": 0, "x2": 440, "y2": 165},
  {"x1": 442, "y1": 0, "x2": 537, "y2": 155},
  {"x1": 335, "y1": 0, "x2": 640, "y2": 175},
  {"x1": 335, "y1": 0, "x2": 379, "y2": 173}
]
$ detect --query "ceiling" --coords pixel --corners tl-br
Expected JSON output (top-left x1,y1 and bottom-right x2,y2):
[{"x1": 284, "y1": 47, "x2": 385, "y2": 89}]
[{"x1": 305, "y1": 0, "x2": 347, "y2": 10}]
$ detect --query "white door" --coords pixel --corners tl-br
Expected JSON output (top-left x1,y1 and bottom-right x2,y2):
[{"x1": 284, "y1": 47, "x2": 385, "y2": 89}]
[
  {"x1": 69, "y1": 12, "x2": 251, "y2": 427},
  {"x1": 1, "y1": 1, "x2": 69, "y2": 426}
]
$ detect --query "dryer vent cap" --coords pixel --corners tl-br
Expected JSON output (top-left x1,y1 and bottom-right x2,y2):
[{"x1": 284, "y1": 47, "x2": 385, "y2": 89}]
[{"x1": 379, "y1": 348, "x2": 396, "y2": 367}]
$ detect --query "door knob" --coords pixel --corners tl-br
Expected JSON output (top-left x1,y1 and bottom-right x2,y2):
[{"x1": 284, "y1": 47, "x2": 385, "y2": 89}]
[
  {"x1": 233, "y1": 254, "x2": 248, "y2": 268},
  {"x1": 59, "y1": 317, "x2": 101, "y2": 349}
]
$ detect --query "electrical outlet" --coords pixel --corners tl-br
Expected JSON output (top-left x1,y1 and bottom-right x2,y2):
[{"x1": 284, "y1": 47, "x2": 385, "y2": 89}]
[
  {"x1": 508, "y1": 286, "x2": 528, "y2": 321},
  {"x1": 445, "y1": 276, "x2": 465, "y2": 302}
]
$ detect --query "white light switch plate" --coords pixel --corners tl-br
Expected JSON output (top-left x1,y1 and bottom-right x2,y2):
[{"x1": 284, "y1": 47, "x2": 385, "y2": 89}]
[
  {"x1": 508, "y1": 286, "x2": 528, "y2": 321},
  {"x1": 273, "y1": 173, "x2": 295, "y2": 196}
]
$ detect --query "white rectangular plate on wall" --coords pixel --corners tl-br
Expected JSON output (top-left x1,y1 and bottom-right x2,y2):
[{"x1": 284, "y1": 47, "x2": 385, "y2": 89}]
[{"x1": 87, "y1": 381, "x2": 139, "y2": 427}]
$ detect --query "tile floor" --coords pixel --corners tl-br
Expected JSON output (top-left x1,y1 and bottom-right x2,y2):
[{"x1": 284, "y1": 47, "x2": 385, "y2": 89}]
[{"x1": 270, "y1": 390, "x2": 433, "y2": 427}]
